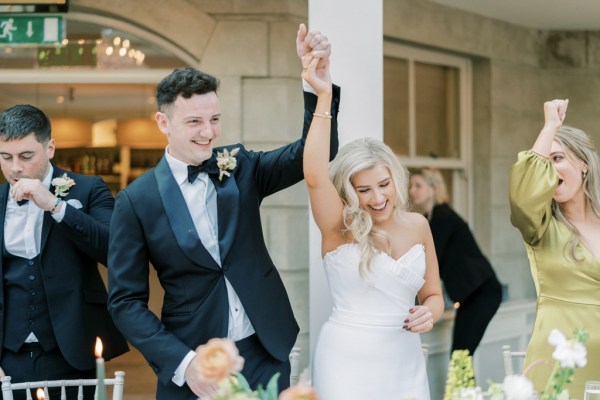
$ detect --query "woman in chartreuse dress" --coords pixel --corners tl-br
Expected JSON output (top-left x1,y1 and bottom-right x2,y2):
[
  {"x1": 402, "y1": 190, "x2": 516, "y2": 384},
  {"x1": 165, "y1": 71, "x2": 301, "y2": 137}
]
[{"x1": 509, "y1": 99, "x2": 600, "y2": 396}]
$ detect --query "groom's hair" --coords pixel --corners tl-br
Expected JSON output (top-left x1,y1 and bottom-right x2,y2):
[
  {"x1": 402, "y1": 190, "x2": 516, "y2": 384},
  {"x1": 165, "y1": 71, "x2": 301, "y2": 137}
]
[
  {"x1": 0, "y1": 104, "x2": 52, "y2": 145},
  {"x1": 156, "y1": 67, "x2": 220, "y2": 112}
]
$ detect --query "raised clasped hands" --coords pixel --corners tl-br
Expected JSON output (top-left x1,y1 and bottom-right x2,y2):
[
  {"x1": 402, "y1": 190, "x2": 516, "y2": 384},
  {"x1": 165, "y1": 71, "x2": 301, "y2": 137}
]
[
  {"x1": 296, "y1": 23, "x2": 331, "y2": 96},
  {"x1": 296, "y1": 23, "x2": 331, "y2": 70},
  {"x1": 543, "y1": 98, "x2": 569, "y2": 131},
  {"x1": 297, "y1": 24, "x2": 332, "y2": 96},
  {"x1": 301, "y1": 53, "x2": 332, "y2": 96}
]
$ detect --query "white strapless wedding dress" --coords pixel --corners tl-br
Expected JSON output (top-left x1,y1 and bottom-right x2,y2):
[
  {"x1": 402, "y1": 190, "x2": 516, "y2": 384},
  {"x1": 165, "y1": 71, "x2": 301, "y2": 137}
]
[{"x1": 312, "y1": 243, "x2": 430, "y2": 400}]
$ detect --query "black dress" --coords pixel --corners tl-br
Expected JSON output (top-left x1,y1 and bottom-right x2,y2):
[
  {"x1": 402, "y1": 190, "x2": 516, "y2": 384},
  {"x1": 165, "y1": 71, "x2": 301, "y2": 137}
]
[{"x1": 428, "y1": 203, "x2": 502, "y2": 355}]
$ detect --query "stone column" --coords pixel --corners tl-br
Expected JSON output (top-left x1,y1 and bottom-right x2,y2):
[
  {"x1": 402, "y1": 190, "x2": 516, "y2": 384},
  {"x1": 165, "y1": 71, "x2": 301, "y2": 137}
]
[{"x1": 308, "y1": 0, "x2": 384, "y2": 357}]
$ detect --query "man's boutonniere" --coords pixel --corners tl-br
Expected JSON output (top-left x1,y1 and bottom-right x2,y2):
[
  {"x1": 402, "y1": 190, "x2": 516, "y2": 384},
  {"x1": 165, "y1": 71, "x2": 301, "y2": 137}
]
[
  {"x1": 51, "y1": 173, "x2": 76, "y2": 197},
  {"x1": 216, "y1": 147, "x2": 239, "y2": 181}
]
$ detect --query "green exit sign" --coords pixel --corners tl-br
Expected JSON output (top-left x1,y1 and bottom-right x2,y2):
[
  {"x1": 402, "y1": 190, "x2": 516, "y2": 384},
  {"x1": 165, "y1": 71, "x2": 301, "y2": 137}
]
[{"x1": 0, "y1": 15, "x2": 65, "y2": 45}]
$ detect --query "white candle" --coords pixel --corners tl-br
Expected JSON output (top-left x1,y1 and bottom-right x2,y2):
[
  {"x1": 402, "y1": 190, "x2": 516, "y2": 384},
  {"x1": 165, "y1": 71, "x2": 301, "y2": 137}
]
[{"x1": 95, "y1": 337, "x2": 107, "y2": 400}]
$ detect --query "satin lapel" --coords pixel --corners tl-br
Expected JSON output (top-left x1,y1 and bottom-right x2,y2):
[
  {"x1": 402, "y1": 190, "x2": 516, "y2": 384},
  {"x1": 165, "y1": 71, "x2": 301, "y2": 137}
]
[
  {"x1": 0, "y1": 184, "x2": 7, "y2": 283},
  {"x1": 154, "y1": 158, "x2": 220, "y2": 270},
  {"x1": 209, "y1": 173, "x2": 239, "y2": 262},
  {"x1": 40, "y1": 167, "x2": 63, "y2": 253}
]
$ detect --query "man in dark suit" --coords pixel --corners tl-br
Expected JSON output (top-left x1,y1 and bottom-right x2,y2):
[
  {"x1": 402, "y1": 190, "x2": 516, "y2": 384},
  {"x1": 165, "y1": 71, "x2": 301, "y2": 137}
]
[
  {"x1": 0, "y1": 104, "x2": 129, "y2": 399},
  {"x1": 107, "y1": 25, "x2": 339, "y2": 399}
]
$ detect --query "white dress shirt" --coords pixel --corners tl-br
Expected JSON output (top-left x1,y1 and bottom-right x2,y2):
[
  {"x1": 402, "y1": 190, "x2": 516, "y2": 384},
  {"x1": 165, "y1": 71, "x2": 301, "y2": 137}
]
[{"x1": 165, "y1": 150, "x2": 255, "y2": 386}]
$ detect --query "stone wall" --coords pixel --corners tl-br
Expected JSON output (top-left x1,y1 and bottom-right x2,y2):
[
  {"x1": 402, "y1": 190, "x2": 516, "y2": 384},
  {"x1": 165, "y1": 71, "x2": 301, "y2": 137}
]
[{"x1": 384, "y1": 0, "x2": 600, "y2": 301}]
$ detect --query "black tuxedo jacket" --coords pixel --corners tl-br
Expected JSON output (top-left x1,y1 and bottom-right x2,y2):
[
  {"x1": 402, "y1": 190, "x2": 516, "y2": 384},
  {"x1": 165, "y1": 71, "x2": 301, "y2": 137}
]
[
  {"x1": 428, "y1": 203, "x2": 497, "y2": 303},
  {"x1": 0, "y1": 166, "x2": 128, "y2": 370},
  {"x1": 107, "y1": 88, "x2": 340, "y2": 396}
]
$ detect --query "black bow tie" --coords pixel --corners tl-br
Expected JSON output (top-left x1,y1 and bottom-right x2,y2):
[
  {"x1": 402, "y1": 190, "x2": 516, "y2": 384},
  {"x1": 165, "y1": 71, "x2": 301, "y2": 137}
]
[
  {"x1": 17, "y1": 199, "x2": 28, "y2": 206},
  {"x1": 187, "y1": 156, "x2": 219, "y2": 183}
]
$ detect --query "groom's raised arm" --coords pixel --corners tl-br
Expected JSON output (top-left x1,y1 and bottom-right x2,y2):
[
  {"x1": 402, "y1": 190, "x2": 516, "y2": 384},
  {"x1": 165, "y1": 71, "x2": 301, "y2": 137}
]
[
  {"x1": 250, "y1": 83, "x2": 341, "y2": 199},
  {"x1": 249, "y1": 23, "x2": 341, "y2": 198}
]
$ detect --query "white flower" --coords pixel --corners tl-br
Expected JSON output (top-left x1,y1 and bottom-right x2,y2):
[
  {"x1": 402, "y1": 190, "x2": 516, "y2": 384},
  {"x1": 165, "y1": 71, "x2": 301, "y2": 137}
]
[
  {"x1": 502, "y1": 375, "x2": 536, "y2": 400},
  {"x1": 51, "y1": 173, "x2": 76, "y2": 197},
  {"x1": 216, "y1": 147, "x2": 239, "y2": 181},
  {"x1": 556, "y1": 390, "x2": 570, "y2": 400},
  {"x1": 548, "y1": 328, "x2": 587, "y2": 368},
  {"x1": 456, "y1": 387, "x2": 483, "y2": 400}
]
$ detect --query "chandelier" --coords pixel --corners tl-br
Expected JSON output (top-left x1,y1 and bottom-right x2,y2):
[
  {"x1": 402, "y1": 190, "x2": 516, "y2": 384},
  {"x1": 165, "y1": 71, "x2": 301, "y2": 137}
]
[
  {"x1": 36, "y1": 28, "x2": 146, "y2": 69},
  {"x1": 96, "y1": 28, "x2": 145, "y2": 69}
]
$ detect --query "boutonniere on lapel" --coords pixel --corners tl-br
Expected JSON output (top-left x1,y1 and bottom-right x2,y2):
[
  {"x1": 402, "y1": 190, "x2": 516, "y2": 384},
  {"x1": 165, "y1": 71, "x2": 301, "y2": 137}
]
[
  {"x1": 51, "y1": 173, "x2": 76, "y2": 197},
  {"x1": 216, "y1": 147, "x2": 240, "y2": 181}
]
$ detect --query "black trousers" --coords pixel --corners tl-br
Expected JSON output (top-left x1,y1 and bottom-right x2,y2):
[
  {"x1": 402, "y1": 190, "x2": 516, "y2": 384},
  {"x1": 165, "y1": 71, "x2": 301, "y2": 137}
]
[
  {"x1": 1, "y1": 343, "x2": 95, "y2": 400},
  {"x1": 452, "y1": 276, "x2": 503, "y2": 355},
  {"x1": 237, "y1": 334, "x2": 291, "y2": 392}
]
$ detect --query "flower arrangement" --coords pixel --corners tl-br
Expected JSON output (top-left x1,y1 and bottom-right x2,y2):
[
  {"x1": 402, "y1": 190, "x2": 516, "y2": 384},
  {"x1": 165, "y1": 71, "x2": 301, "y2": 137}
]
[
  {"x1": 444, "y1": 349, "x2": 476, "y2": 400},
  {"x1": 535, "y1": 328, "x2": 587, "y2": 400},
  {"x1": 447, "y1": 328, "x2": 588, "y2": 400},
  {"x1": 51, "y1": 173, "x2": 75, "y2": 197},
  {"x1": 196, "y1": 338, "x2": 244, "y2": 383},
  {"x1": 216, "y1": 148, "x2": 239, "y2": 181},
  {"x1": 193, "y1": 338, "x2": 318, "y2": 400}
]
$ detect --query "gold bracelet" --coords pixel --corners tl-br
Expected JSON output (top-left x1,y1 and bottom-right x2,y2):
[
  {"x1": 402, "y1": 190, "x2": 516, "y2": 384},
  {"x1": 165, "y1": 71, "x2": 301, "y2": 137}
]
[{"x1": 313, "y1": 112, "x2": 332, "y2": 119}]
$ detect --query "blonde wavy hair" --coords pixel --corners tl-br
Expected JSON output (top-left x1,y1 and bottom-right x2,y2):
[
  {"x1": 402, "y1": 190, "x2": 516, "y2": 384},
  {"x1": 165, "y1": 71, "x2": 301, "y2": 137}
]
[
  {"x1": 329, "y1": 138, "x2": 409, "y2": 275},
  {"x1": 552, "y1": 126, "x2": 600, "y2": 261},
  {"x1": 412, "y1": 168, "x2": 449, "y2": 205}
]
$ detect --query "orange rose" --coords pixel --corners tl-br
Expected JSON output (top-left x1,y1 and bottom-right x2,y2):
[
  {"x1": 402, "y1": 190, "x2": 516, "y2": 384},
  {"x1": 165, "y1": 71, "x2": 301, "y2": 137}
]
[
  {"x1": 278, "y1": 383, "x2": 319, "y2": 400},
  {"x1": 195, "y1": 338, "x2": 245, "y2": 383}
]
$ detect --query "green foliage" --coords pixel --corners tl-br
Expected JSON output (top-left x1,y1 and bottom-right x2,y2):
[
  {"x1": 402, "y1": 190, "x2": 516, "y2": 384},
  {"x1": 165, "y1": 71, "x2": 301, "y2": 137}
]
[
  {"x1": 444, "y1": 350, "x2": 476, "y2": 400},
  {"x1": 213, "y1": 373, "x2": 281, "y2": 400},
  {"x1": 539, "y1": 329, "x2": 588, "y2": 400}
]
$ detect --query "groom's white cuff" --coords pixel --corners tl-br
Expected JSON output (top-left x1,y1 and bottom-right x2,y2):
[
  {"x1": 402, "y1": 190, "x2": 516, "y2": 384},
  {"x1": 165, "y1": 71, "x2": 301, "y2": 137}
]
[
  {"x1": 51, "y1": 199, "x2": 82, "y2": 223},
  {"x1": 172, "y1": 350, "x2": 196, "y2": 386},
  {"x1": 302, "y1": 79, "x2": 317, "y2": 94}
]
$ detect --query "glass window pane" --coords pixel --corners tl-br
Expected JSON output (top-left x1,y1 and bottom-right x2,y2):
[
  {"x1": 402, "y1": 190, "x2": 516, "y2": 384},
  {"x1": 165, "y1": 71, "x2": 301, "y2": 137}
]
[
  {"x1": 415, "y1": 62, "x2": 460, "y2": 158},
  {"x1": 383, "y1": 56, "x2": 409, "y2": 155}
]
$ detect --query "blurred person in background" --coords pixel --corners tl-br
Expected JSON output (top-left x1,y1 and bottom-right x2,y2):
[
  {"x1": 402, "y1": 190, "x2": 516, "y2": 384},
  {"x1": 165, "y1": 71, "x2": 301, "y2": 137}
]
[{"x1": 410, "y1": 168, "x2": 502, "y2": 355}]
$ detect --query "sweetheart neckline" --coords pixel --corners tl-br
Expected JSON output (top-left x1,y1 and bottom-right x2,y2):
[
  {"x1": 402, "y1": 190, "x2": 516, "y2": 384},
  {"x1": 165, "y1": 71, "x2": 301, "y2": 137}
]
[{"x1": 324, "y1": 242, "x2": 424, "y2": 264}]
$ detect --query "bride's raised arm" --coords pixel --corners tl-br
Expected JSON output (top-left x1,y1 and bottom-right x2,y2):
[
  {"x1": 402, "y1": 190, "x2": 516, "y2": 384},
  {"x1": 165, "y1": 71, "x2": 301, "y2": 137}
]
[{"x1": 302, "y1": 55, "x2": 344, "y2": 244}]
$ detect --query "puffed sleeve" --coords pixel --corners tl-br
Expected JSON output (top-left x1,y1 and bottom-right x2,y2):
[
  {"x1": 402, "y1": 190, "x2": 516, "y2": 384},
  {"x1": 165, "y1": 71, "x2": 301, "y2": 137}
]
[{"x1": 509, "y1": 150, "x2": 558, "y2": 245}]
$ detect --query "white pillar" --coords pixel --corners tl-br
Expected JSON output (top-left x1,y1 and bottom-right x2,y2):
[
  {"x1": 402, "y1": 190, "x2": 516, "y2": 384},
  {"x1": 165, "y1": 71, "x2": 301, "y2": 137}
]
[{"x1": 308, "y1": 0, "x2": 384, "y2": 360}]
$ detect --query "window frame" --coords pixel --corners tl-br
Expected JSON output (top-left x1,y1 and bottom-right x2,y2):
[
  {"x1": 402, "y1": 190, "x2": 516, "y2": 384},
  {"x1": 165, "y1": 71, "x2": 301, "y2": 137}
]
[{"x1": 384, "y1": 41, "x2": 473, "y2": 220}]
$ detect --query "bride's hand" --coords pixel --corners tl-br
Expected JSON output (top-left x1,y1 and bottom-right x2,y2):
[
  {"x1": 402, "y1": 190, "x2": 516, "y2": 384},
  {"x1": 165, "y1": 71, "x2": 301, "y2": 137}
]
[
  {"x1": 301, "y1": 54, "x2": 332, "y2": 96},
  {"x1": 403, "y1": 305, "x2": 434, "y2": 333}
]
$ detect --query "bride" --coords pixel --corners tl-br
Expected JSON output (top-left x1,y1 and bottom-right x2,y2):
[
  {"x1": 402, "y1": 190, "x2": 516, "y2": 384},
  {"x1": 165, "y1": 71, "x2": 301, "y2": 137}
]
[{"x1": 301, "y1": 52, "x2": 444, "y2": 399}]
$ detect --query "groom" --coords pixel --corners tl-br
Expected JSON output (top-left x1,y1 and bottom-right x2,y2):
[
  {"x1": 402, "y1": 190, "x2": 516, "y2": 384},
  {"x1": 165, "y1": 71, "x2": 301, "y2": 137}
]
[{"x1": 107, "y1": 24, "x2": 340, "y2": 399}]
